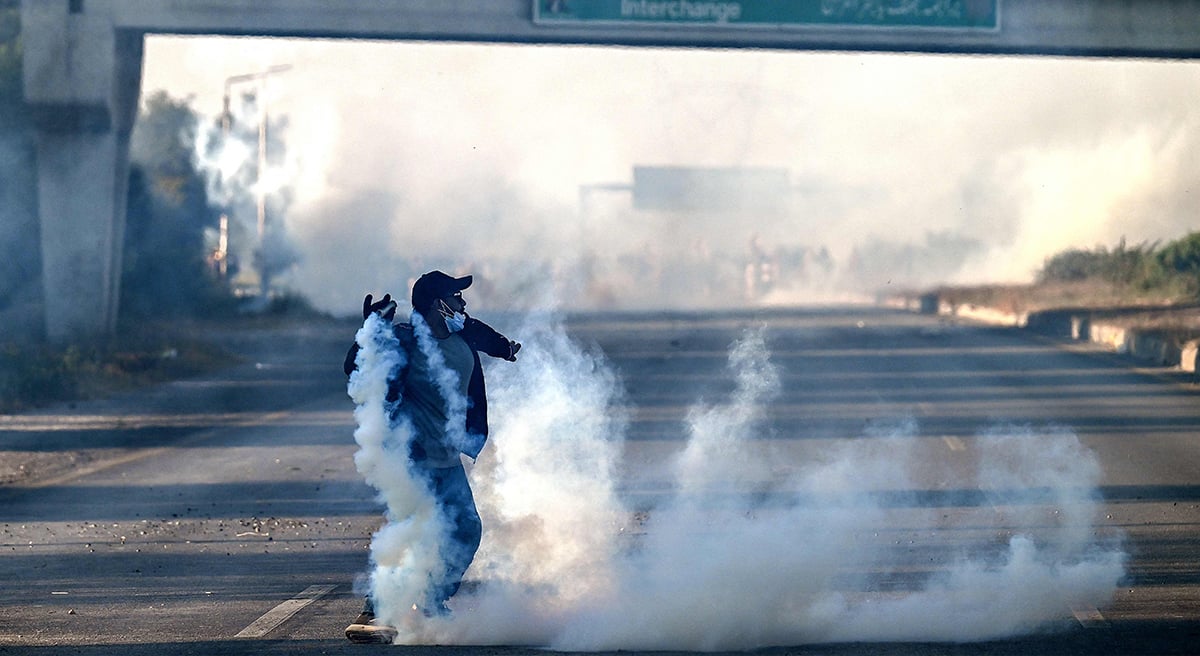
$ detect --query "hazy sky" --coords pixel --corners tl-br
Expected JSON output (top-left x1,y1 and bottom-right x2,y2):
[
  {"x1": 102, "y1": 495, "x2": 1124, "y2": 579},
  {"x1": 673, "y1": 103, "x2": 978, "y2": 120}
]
[{"x1": 140, "y1": 36, "x2": 1200, "y2": 314}]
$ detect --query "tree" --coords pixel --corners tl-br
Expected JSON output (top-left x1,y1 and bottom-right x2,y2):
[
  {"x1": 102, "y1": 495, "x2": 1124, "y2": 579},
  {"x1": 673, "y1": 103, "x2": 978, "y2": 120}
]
[
  {"x1": 1158, "y1": 232, "x2": 1200, "y2": 275},
  {"x1": 121, "y1": 91, "x2": 226, "y2": 319}
]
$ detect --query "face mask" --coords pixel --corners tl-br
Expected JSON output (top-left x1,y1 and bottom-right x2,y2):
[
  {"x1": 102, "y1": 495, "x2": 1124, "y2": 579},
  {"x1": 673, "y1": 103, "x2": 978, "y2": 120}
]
[
  {"x1": 444, "y1": 311, "x2": 466, "y2": 333},
  {"x1": 437, "y1": 299, "x2": 467, "y2": 333}
]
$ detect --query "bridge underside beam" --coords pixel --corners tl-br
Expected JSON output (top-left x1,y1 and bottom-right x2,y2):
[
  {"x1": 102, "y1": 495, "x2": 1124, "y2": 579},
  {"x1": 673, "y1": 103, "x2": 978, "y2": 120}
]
[{"x1": 117, "y1": 0, "x2": 1200, "y2": 59}]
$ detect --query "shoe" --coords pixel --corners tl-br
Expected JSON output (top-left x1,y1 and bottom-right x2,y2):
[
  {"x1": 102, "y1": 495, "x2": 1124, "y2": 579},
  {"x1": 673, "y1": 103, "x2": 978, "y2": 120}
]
[{"x1": 345, "y1": 612, "x2": 398, "y2": 644}]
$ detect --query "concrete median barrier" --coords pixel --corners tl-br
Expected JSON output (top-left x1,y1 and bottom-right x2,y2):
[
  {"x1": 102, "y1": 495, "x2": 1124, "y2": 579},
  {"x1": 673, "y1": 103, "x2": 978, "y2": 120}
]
[{"x1": 890, "y1": 291, "x2": 1198, "y2": 370}]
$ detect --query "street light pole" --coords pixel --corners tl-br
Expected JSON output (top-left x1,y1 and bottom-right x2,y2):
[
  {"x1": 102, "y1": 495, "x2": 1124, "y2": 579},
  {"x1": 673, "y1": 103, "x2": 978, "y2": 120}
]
[{"x1": 216, "y1": 64, "x2": 292, "y2": 294}]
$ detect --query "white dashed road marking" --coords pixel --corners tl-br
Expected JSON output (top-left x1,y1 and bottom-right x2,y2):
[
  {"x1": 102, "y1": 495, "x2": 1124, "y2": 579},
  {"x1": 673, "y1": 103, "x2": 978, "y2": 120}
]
[
  {"x1": 1072, "y1": 606, "x2": 1109, "y2": 628},
  {"x1": 235, "y1": 584, "x2": 338, "y2": 638},
  {"x1": 941, "y1": 435, "x2": 967, "y2": 451}
]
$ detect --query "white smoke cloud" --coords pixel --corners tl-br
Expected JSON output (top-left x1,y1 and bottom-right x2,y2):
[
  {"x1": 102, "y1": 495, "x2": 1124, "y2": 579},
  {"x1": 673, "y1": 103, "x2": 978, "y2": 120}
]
[
  {"x1": 825, "y1": 425, "x2": 1126, "y2": 643},
  {"x1": 347, "y1": 310, "x2": 1126, "y2": 649},
  {"x1": 346, "y1": 314, "x2": 445, "y2": 634},
  {"x1": 141, "y1": 38, "x2": 1200, "y2": 311}
]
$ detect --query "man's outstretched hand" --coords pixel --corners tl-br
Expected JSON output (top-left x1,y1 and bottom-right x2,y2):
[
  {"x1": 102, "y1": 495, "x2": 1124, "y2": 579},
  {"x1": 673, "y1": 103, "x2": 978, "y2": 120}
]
[
  {"x1": 362, "y1": 293, "x2": 397, "y2": 321},
  {"x1": 506, "y1": 340, "x2": 522, "y2": 362}
]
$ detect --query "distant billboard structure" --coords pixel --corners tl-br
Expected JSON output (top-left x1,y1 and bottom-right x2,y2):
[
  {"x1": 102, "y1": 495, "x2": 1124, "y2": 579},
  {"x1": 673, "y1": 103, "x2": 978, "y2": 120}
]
[{"x1": 632, "y1": 165, "x2": 791, "y2": 212}]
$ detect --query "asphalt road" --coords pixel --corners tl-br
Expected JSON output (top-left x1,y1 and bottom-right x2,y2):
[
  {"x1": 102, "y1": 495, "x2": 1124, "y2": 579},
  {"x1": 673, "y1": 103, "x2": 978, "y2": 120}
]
[{"x1": 0, "y1": 307, "x2": 1198, "y2": 655}]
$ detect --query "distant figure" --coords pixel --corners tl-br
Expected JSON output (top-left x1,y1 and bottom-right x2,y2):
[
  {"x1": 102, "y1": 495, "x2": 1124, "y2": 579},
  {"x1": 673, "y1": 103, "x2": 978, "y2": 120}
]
[{"x1": 344, "y1": 271, "x2": 521, "y2": 644}]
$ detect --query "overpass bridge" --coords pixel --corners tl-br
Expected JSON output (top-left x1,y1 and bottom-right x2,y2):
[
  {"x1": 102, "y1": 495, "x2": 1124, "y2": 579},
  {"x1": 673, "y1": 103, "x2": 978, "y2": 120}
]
[{"x1": 22, "y1": 0, "x2": 1200, "y2": 340}]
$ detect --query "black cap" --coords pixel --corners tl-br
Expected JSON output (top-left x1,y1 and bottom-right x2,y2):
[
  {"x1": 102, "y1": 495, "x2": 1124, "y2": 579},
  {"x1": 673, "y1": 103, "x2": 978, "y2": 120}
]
[{"x1": 411, "y1": 270, "x2": 472, "y2": 310}]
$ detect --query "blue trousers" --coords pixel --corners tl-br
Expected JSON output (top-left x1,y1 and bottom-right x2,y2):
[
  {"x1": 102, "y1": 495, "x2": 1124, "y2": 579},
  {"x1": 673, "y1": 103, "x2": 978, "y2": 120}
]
[
  {"x1": 421, "y1": 462, "x2": 482, "y2": 608},
  {"x1": 365, "y1": 461, "x2": 482, "y2": 616}
]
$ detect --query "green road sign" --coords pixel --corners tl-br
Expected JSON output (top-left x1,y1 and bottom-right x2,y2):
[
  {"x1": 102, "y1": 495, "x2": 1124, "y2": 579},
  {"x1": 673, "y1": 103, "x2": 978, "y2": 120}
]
[{"x1": 534, "y1": 0, "x2": 999, "y2": 30}]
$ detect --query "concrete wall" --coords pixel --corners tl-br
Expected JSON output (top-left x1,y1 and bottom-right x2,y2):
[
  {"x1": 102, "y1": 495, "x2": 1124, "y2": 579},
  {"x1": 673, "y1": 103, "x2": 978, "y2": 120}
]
[
  {"x1": 893, "y1": 290, "x2": 1200, "y2": 373},
  {"x1": 0, "y1": 128, "x2": 41, "y2": 342}
]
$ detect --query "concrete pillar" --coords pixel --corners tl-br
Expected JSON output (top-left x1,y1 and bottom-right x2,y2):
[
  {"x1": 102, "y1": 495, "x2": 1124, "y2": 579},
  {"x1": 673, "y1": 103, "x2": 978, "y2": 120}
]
[
  {"x1": 22, "y1": 1, "x2": 143, "y2": 341},
  {"x1": 33, "y1": 131, "x2": 120, "y2": 338}
]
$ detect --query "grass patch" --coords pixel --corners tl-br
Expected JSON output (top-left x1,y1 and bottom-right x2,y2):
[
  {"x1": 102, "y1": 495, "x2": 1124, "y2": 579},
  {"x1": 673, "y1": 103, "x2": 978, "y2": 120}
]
[
  {"x1": 0, "y1": 324, "x2": 239, "y2": 414},
  {"x1": 0, "y1": 292, "x2": 338, "y2": 414}
]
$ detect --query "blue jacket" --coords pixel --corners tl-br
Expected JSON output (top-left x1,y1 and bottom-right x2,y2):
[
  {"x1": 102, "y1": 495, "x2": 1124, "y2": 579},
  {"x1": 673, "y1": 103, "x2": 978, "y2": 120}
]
[{"x1": 344, "y1": 316, "x2": 517, "y2": 444}]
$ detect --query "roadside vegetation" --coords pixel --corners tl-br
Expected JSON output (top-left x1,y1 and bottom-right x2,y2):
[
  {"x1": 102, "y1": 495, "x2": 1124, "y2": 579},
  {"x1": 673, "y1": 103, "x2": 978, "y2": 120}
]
[
  {"x1": 0, "y1": 328, "x2": 235, "y2": 414},
  {"x1": 0, "y1": 296, "x2": 331, "y2": 414},
  {"x1": 1039, "y1": 234, "x2": 1200, "y2": 297},
  {"x1": 934, "y1": 233, "x2": 1200, "y2": 315}
]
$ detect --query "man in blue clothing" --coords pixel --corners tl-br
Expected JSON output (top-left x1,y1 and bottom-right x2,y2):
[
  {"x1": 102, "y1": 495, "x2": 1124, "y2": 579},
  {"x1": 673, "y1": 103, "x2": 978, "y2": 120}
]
[{"x1": 344, "y1": 271, "x2": 521, "y2": 643}]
